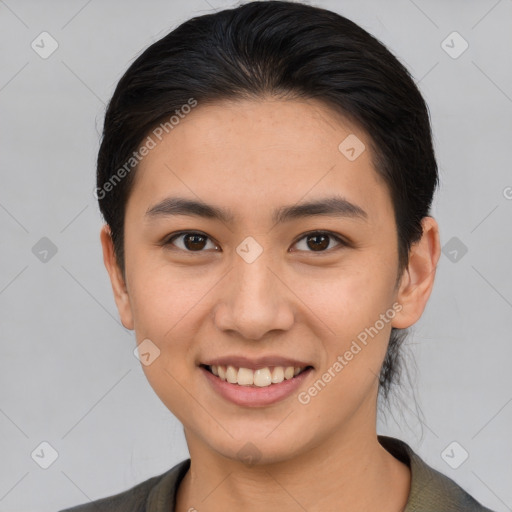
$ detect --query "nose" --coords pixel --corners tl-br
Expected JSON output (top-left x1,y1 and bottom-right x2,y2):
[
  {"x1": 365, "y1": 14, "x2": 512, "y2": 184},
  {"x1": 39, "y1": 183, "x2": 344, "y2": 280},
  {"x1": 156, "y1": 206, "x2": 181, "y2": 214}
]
[{"x1": 213, "y1": 252, "x2": 295, "y2": 341}]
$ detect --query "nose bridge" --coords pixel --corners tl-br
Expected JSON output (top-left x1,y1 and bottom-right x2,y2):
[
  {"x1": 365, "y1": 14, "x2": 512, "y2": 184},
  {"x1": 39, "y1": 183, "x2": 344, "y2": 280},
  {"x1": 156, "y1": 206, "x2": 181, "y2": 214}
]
[
  {"x1": 213, "y1": 245, "x2": 294, "y2": 339},
  {"x1": 236, "y1": 251, "x2": 274, "y2": 301}
]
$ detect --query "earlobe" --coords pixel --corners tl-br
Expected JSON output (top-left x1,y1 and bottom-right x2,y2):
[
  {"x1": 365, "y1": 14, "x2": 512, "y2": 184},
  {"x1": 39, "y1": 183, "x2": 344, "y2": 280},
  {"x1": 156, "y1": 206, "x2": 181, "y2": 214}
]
[
  {"x1": 99, "y1": 225, "x2": 134, "y2": 330},
  {"x1": 391, "y1": 217, "x2": 441, "y2": 329}
]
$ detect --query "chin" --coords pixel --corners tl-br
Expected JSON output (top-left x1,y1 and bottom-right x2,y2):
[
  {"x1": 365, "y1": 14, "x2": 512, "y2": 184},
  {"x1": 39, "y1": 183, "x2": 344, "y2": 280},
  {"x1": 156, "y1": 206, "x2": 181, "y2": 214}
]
[{"x1": 198, "y1": 424, "x2": 314, "y2": 466}]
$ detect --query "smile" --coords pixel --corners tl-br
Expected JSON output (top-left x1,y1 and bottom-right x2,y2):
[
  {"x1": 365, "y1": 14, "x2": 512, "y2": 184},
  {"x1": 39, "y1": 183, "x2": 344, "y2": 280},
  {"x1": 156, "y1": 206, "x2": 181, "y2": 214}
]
[
  {"x1": 200, "y1": 362, "x2": 314, "y2": 407},
  {"x1": 202, "y1": 364, "x2": 311, "y2": 387}
]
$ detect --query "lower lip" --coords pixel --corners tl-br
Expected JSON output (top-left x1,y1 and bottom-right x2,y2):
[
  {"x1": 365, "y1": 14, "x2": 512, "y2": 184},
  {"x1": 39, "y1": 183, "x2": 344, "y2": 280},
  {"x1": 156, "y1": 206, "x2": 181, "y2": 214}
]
[{"x1": 201, "y1": 366, "x2": 313, "y2": 407}]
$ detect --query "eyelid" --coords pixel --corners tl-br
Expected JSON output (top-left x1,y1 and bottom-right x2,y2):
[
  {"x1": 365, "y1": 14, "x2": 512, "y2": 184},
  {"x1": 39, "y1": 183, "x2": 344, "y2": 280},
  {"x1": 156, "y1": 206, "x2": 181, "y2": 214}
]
[
  {"x1": 290, "y1": 230, "x2": 348, "y2": 253},
  {"x1": 163, "y1": 231, "x2": 220, "y2": 251},
  {"x1": 163, "y1": 230, "x2": 348, "y2": 253}
]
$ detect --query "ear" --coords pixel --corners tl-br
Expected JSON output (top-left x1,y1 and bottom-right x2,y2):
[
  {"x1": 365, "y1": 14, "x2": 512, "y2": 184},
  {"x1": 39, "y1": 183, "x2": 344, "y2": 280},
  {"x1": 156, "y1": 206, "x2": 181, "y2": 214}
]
[
  {"x1": 391, "y1": 216, "x2": 441, "y2": 329},
  {"x1": 100, "y1": 224, "x2": 134, "y2": 330}
]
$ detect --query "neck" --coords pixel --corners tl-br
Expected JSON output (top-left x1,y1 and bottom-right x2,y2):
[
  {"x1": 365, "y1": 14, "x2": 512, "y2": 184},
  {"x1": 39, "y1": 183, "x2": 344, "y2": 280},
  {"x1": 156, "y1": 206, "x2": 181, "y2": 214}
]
[
  {"x1": 176, "y1": 388, "x2": 411, "y2": 512},
  {"x1": 176, "y1": 414, "x2": 411, "y2": 512}
]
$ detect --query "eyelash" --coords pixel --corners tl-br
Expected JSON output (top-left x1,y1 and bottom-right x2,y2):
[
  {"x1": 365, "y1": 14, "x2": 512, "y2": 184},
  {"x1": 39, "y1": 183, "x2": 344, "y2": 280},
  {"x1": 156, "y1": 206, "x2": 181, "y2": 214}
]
[{"x1": 163, "y1": 230, "x2": 348, "y2": 254}]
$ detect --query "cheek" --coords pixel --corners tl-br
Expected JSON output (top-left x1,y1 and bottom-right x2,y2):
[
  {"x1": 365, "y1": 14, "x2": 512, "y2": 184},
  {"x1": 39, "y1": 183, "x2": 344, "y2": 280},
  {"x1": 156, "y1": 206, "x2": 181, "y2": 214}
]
[
  {"x1": 128, "y1": 267, "x2": 205, "y2": 417},
  {"x1": 295, "y1": 258, "x2": 395, "y2": 331},
  {"x1": 126, "y1": 255, "x2": 205, "y2": 334},
  {"x1": 294, "y1": 258, "x2": 396, "y2": 381},
  {"x1": 302, "y1": 276, "x2": 394, "y2": 414}
]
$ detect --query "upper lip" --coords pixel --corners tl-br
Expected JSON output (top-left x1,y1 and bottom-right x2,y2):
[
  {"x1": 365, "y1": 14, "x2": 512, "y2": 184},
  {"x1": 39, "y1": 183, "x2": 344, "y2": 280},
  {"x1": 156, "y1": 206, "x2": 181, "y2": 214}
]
[{"x1": 201, "y1": 355, "x2": 313, "y2": 370}]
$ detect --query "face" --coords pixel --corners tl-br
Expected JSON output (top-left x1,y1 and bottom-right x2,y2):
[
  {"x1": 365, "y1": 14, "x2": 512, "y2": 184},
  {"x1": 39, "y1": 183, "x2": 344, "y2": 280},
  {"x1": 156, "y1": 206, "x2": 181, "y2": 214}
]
[{"x1": 102, "y1": 98, "x2": 438, "y2": 465}]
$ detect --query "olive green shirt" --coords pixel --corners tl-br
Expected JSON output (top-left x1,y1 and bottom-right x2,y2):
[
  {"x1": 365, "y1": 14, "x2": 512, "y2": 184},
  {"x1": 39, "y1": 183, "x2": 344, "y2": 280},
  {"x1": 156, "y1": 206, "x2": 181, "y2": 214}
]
[{"x1": 59, "y1": 435, "x2": 495, "y2": 511}]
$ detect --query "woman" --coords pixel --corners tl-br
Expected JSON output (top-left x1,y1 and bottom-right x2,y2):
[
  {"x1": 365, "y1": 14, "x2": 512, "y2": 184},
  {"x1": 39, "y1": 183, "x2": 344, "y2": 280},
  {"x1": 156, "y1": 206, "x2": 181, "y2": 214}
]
[{"x1": 61, "y1": 1, "x2": 495, "y2": 510}]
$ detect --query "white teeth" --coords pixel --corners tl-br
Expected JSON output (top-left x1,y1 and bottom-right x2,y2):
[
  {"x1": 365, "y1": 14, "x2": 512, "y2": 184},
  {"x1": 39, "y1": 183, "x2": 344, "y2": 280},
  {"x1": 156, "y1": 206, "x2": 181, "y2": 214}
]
[
  {"x1": 208, "y1": 364, "x2": 307, "y2": 386},
  {"x1": 271, "y1": 366, "x2": 284, "y2": 383},
  {"x1": 226, "y1": 365, "x2": 238, "y2": 384},
  {"x1": 253, "y1": 368, "x2": 272, "y2": 387},
  {"x1": 237, "y1": 367, "x2": 254, "y2": 386},
  {"x1": 284, "y1": 366, "x2": 295, "y2": 380}
]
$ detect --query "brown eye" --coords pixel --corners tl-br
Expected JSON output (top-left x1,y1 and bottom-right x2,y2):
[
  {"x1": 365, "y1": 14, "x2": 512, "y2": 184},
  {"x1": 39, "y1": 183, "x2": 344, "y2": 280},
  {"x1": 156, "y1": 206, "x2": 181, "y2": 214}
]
[
  {"x1": 292, "y1": 231, "x2": 345, "y2": 252},
  {"x1": 165, "y1": 232, "x2": 218, "y2": 252},
  {"x1": 306, "y1": 233, "x2": 329, "y2": 251},
  {"x1": 183, "y1": 233, "x2": 207, "y2": 250}
]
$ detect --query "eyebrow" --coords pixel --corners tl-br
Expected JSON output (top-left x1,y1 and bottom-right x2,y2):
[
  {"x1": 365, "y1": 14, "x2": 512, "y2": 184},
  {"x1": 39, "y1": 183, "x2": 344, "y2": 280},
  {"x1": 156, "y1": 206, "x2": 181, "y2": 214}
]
[{"x1": 145, "y1": 195, "x2": 368, "y2": 225}]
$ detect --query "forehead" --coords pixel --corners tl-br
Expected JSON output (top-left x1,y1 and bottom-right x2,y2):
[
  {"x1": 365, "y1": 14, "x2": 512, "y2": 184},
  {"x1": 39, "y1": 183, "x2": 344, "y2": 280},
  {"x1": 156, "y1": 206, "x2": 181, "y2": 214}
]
[{"x1": 129, "y1": 98, "x2": 393, "y2": 226}]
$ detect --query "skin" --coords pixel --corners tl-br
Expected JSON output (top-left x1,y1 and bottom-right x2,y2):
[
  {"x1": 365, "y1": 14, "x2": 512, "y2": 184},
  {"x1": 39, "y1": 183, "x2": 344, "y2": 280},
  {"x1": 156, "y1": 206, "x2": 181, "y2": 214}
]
[{"x1": 101, "y1": 97, "x2": 440, "y2": 512}]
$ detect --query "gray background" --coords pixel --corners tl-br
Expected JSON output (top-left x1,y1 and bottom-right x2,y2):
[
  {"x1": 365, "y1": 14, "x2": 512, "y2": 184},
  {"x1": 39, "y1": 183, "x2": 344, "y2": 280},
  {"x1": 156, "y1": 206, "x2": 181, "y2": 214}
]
[{"x1": 0, "y1": 0, "x2": 511, "y2": 510}]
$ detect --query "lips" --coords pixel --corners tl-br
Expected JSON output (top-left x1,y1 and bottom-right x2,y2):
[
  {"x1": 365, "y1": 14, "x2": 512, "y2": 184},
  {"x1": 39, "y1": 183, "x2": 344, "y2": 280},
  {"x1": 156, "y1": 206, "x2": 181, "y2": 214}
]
[
  {"x1": 200, "y1": 363, "x2": 314, "y2": 407},
  {"x1": 198, "y1": 354, "x2": 314, "y2": 405}
]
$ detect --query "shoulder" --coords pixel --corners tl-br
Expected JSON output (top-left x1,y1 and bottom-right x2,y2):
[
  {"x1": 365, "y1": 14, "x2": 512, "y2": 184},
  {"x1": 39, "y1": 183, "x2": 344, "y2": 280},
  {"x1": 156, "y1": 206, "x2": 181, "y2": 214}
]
[
  {"x1": 58, "y1": 459, "x2": 190, "y2": 512},
  {"x1": 378, "y1": 436, "x2": 495, "y2": 512}
]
